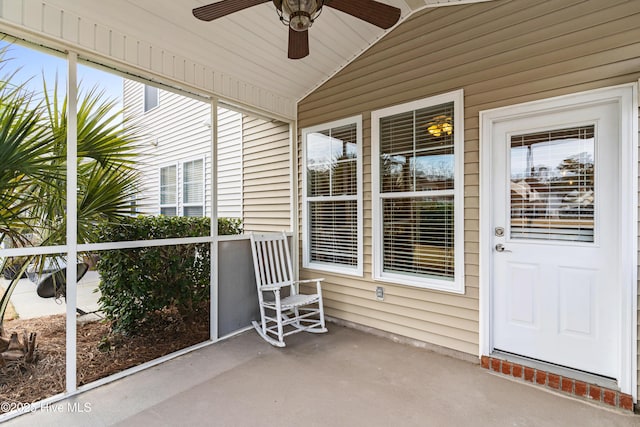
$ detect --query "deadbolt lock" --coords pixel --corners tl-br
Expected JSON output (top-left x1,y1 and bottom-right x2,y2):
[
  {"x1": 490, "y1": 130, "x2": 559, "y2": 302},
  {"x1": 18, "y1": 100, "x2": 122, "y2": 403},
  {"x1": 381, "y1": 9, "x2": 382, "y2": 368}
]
[{"x1": 495, "y1": 227, "x2": 504, "y2": 237}]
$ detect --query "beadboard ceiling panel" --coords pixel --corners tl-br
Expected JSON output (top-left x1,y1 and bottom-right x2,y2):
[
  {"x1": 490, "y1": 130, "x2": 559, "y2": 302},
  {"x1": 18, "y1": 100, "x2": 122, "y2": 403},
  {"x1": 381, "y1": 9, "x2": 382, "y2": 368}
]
[{"x1": 0, "y1": 0, "x2": 495, "y2": 119}]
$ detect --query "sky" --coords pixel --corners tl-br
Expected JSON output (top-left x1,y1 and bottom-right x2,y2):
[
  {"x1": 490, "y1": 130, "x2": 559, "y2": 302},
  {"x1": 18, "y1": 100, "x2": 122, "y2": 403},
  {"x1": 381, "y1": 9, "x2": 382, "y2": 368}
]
[{"x1": 0, "y1": 40, "x2": 124, "y2": 108}]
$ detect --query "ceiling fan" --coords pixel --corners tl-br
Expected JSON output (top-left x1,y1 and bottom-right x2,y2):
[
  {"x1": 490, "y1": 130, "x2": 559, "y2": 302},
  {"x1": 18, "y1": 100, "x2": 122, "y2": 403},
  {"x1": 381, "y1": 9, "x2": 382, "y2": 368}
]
[{"x1": 193, "y1": 0, "x2": 402, "y2": 59}]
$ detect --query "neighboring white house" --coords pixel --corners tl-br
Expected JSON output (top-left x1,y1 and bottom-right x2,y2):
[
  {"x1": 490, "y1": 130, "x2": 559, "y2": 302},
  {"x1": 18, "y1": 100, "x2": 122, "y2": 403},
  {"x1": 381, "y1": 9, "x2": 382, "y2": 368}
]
[{"x1": 123, "y1": 79, "x2": 243, "y2": 219}]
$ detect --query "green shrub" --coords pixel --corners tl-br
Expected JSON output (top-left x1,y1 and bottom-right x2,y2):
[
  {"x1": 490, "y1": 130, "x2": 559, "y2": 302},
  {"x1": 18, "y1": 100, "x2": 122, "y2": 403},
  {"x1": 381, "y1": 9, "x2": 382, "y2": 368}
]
[
  {"x1": 218, "y1": 217, "x2": 243, "y2": 235},
  {"x1": 96, "y1": 215, "x2": 242, "y2": 334}
]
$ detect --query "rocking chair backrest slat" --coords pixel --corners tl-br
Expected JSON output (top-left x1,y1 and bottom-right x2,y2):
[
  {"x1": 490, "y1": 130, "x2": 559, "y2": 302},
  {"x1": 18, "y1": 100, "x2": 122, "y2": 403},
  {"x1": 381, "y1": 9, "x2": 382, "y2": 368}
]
[
  {"x1": 257, "y1": 240, "x2": 267, "y2": 286},
  {"x1": 281, "y1": 238, "x2": 293, "y2": 283},
  {"x1": 266, "y1": 240, "x2": 277, "y2": 284},
  {"x1": 274, "y1": 239, "x2": 284, "y2": 283},
  {"x1": 250, "y1": 232, "x2": 294, "y2": 289},
  {"x1": 262, "y1": 240, "x2": 270, "y2": 284}
]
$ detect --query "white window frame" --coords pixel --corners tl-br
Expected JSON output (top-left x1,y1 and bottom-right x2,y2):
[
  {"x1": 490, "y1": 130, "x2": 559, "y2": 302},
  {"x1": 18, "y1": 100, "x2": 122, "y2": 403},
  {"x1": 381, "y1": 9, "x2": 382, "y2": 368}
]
[
  {"x1": 372, "y1": 90, "x2": 465, "y2": 293},
  {"x1": 159, "y1": 163, "x2": 178, "y2": 216},
  {"x1": 182, "y1": 157, "x2": 206, "y2": 217},
  {"x1": 143, "y1": 84, "x2": 159, "y2": 113},
  {"x1": 302, "y1": 115, "x2": 363, "y2": 276}
]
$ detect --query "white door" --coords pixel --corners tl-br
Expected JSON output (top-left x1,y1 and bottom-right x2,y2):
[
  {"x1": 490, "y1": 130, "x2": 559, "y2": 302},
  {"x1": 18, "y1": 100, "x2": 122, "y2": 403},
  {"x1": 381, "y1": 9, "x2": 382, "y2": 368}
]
[{"x1": 491, "y1": 100, "x2": 621, "y2": 378}]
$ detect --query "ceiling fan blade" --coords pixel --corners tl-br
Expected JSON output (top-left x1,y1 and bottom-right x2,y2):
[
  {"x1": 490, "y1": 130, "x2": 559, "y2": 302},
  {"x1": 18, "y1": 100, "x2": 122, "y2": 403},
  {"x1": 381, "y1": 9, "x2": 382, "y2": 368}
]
[
  {"x1": 193, "y1": 0, "x2": 270, "y2": 21},
  {"x1": 326, "y1": 0, "x2": 401, "y2": 29},
  {"x1": 288, "y1": 28, "x2": 309, "y2": 59}
]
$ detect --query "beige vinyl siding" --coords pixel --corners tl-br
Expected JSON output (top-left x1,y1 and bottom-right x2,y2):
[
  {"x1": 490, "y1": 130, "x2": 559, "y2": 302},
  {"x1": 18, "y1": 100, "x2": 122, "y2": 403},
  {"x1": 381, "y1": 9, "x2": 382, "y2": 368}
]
[
  {"x1": 217, "y1": 108, "x2": 243, "y2": 218},
  {"x1": 242, "y1": 116, "x2": 291, "y2": 232},
  {"x1": 298, "y1": 0, "x2": 640, "y2": 385}
]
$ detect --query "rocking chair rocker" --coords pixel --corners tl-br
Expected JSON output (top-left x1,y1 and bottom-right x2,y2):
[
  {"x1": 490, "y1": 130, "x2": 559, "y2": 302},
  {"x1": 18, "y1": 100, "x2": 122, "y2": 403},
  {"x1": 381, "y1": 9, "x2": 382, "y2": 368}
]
[{"x1": 249, "y1": 232, "x2": 327, "y2": 347}]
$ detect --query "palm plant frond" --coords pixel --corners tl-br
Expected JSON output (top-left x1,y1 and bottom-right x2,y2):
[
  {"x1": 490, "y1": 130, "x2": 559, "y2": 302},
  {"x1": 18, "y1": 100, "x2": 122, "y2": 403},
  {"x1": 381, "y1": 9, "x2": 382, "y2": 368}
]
[
  {"x1": 44, "y1": 80, "x2": 141, "y2": 167},
  {"x1": 77, "y1": 161, "x2": 140, "y2": 243},
  {"x1": 0, "y1": 51, "x2": 143, "y2": 325},
  {"x1": 0, "y1": 87, "x2": 59, "y2": 246}
]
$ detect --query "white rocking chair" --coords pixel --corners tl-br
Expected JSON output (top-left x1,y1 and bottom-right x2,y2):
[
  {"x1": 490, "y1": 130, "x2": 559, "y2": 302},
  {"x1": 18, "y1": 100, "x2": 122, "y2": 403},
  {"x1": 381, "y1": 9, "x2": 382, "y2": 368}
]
[{"x1": 249, "y1": 232, "x2": 327, "y2": 347}]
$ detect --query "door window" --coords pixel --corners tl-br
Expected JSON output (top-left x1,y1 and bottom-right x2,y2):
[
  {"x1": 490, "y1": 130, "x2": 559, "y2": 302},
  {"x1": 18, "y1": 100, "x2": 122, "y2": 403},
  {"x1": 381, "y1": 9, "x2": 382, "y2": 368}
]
[{"x1": 510, "y1": 126, "x2": 595, "y2": 242}]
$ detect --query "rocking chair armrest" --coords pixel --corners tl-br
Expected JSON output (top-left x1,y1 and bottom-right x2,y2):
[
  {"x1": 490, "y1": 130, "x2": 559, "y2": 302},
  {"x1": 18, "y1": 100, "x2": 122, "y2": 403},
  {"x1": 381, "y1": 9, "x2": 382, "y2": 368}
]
[
  {"x1": 293, "y1": 278, "x2": 325, "y2": 284},
  {"x1": 294, "y1": 278, "x2": 324, "y2": 294},
  {"x1": 260, "y1": 283, "x2": 288, "y2": 292}
]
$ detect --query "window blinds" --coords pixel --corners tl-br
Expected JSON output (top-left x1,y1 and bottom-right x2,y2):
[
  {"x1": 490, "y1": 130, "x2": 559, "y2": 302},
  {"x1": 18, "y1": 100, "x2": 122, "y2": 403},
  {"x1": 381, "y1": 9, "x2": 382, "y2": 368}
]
[
  {"x1": 510, "y1": 126, "x2": 595, "y2": 242},
  {"x1": 379, "y1": 102, "x2": 456, "y2": 279},
  {"x1": 183, "y1": 159, "x2": 204, "y2": 205},
  {"x1": 380, "y1": 103, "x2": 455, "y2": 193},
  {"x1": 382, "y1": 197, "x2": 454, "y2": 278},
  {"x1": 183, "y1": 206, "x2": 203, "y2": 217},
  {"x1": 144, "y1": 84, "x2": 159, "y2": 112},
  {"x1": 306, "y1": 123, "x2": 358, "y2": 268},
  {"x1": 160, "y1": 207, "x2": 177, "y2": 216},
  {"x1": 160, "y1": 165, "x2": 176, "y2": 206},
  {"x1": 309, "y1": 200, "x2": 358, "y2": 265}
]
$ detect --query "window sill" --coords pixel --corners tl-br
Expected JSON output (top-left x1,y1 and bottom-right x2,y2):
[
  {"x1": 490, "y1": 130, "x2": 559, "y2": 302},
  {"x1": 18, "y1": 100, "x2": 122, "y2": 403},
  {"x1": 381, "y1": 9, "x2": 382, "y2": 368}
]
[
  {"x1": 373, "y1": 272, "x2": 464, "y2": 294},
  {"x1": 303, "y1": 262, "x2": 363, "y2": 278}
]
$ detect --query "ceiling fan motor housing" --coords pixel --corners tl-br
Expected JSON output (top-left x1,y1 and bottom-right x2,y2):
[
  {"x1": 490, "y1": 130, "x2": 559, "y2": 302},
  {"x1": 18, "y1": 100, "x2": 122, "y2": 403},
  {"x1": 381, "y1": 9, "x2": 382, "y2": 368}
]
[{"x1": 274, "y1": 0, "x2": 324, "y2": 32}]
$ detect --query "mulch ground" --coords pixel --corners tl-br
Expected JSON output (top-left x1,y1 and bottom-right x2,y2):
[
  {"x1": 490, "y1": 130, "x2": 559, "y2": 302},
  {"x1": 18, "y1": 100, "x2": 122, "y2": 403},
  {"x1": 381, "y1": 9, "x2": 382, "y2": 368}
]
[{"x1": 0, "y1": 310, "x2": 209, "y2": 412}]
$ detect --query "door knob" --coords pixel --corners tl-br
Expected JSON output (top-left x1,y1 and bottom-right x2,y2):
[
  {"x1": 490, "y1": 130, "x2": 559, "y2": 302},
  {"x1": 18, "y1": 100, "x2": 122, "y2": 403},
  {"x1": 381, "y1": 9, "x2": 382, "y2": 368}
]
[{"x1": 495, "y1": 243, "x2": 511, "y2": 253}]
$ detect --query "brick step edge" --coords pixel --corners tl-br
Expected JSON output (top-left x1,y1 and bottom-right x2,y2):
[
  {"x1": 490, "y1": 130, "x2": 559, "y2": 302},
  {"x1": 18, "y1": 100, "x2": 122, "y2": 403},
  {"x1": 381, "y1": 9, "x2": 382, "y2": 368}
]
[{"x1": 481, "y1": 356, "x2": 634, "y2": 412}]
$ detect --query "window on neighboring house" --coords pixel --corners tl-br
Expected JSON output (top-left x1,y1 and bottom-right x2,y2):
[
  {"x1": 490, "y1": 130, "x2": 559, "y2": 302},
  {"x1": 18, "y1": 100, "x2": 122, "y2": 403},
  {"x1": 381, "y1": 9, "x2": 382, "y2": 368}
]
[
  {"x1": 372, "y1": 90, "x2": 464, "y2": 293},
  {"x1": 183, "y1": 159, "x2": 205, "y2": 217},
  {"x1": 160, "y1": 165, "x2": 177, "y2": 216},
  {"x1": 144, "y1": 84, "x2": 159, "y2": 112},
  {"x1": 302, "y1": 116, "x2": 362, "y2": 276},
  {"x1": 127, "y1": 195, "x2": 139, "y2": 216}
]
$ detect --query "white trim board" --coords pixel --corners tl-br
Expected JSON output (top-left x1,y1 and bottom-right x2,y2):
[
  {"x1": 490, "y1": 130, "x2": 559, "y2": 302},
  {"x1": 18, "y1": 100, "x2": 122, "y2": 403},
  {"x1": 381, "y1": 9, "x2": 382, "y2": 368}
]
[{"x1": 479, "y1": 83, "x2": 638, "y2": 399}]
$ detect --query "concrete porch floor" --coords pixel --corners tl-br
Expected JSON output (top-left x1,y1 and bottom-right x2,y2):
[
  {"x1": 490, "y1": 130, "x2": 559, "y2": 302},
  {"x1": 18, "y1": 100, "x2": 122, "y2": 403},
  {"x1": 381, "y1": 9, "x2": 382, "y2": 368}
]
[{"x1": 4, "y1": 325, "x2": 638, "y2": 427}]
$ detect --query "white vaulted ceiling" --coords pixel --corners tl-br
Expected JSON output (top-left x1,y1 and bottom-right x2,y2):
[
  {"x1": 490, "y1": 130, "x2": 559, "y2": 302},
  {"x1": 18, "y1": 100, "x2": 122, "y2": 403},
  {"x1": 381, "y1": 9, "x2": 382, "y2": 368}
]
[{"x1": 0, "y1": 0, "x2": 494, "y2": 119}]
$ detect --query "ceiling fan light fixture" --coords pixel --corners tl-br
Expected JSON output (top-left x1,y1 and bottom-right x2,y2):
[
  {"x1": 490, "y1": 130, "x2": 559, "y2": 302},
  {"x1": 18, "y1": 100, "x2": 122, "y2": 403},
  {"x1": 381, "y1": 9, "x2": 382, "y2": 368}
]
[
  {"x1": 427, "y1": 115, "x2": 453, "y2": 137},
  {"x1": 289, "y1": 10, "x2": 312, "y2": 31},
  {"x1": 276, "y1": 0, "x2": 324, "y2": 32}
]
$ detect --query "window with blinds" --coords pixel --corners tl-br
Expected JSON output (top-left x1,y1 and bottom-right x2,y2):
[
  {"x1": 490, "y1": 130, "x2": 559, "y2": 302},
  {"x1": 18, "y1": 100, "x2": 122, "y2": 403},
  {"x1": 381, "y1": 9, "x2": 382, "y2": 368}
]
[
  {"x1": 160, "y1": 164, "x2": 177, "y2": 216},
  {"x1": 382, "y1": 196, "x2": 454, "y2": 278},
  {"x1": 144, "y1": 84, "x2": 159, "y2": 112},
  {"x1": 510, "y1": 126, "x2": 595, "y2": 242},
  {"x1": 372, "y1": 90, "x2": 464, "y2": 292},
  {"x1": 302, "y1": 116, "x2": 362, "y2": 275},
  {"x1": 183, "y1": 159, "x2": 204, "y2": 217}
]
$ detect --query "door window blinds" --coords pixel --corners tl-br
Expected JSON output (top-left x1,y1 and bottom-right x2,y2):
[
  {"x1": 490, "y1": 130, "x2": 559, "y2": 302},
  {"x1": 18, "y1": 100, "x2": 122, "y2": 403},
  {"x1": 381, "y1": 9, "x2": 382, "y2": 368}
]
[{"x1": 510, "y1": 126, "x2": 595, "y2": 242}]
